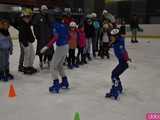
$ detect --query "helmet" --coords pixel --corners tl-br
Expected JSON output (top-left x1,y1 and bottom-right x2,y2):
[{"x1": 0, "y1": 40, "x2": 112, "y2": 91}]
[
  {"x1": 86, "y1": 14, "x2": 92, "y2": 19},
  {"x1": 69, "y1": 21, "x2": 77, "y2": 28},
  {"x1": 110, "y1": 28, "x2": 120, "y2": 36},
  {"x1": 91, "y1": 12, "x2": 97, "y2": 18},
  {"x1": 102, "y1": 10, "x2": 108, "y2": 15},
  {"x1": 41, "y1": 5, "x2": 48, "y2": 11},
  {"x1": 21, "y1": 8, "x2": 33, "y2": 17}
]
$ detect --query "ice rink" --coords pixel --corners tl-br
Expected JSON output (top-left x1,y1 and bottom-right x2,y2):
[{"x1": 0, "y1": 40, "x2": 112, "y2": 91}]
[{"x1": 0, "y1": 38, "x2": 160, "y2": 120}]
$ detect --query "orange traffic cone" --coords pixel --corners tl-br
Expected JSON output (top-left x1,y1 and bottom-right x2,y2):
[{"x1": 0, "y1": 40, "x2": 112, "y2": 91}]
[{"x1": 8, "y1": 81, "x2": 16, "y2": 98}]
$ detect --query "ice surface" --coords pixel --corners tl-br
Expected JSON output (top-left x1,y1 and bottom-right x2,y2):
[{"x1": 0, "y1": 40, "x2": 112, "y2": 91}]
[{"x1": 0, "y1": 38, "x2": 160, "y2": 120}]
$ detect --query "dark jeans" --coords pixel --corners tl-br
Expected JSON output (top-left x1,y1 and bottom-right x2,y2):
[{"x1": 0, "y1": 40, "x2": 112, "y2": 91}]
[
  {"x1": 0, "y1": 49, "x2": 9, "y2": 71},
  {"x1": 77, "y1": 47, "x2": 84, "y2": 63},
  {"x1": 19, "y1": 42, "x2": 24, "y2": 67},
  {"x1": 92, "y1": 36, "x2": 97, "y2": 56},
  {"x1": 68, "y1": 49, "x2": 75, "y2": 65},
  {"x1": 99, "y1": 42, "x2": 110, "y2": 58},
  {"x1": 131, "y1": 29, "x2": 137, "y2": 41},
  {"x1": 111, "y1": 61, "x2": 129, "y2": 85}
]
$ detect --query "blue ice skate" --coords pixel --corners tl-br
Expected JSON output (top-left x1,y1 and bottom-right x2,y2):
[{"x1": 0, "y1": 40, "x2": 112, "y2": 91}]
[
  {"x1": 73, "y1": 64, "x2": 79, "y2": 68},
  {"x1": 68, "y1": 64, "x2": 74, "y2": 69},
  {"x1": 105, "y1": 85, "x2": 119, "y2": 100},
  {"x1": 60, "y1": 76, "x2": 69, "y2": 89},
  {"x1": 49, "y1": 79, "x2": 61, "y2": 93}
]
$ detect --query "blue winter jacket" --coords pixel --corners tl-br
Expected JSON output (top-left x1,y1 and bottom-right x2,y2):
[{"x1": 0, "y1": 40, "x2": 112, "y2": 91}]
[
  {"x1": 0, "y1": 34, "x2": 12, "y2": 70},
  {"x1": 0, "y1": 34, "x2": 11, "y2": 50},
  {"x1": 113, "y1": 36, "x2": 128, "y2": 63},
  {"x1": 52, "y1": 22, "x2": 69, "y2": 46}
]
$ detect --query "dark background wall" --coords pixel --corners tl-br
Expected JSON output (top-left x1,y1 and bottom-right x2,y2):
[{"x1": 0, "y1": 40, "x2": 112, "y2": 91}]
[{"x1": 0, "y1": 0, "x2": 160, "y2": 23}]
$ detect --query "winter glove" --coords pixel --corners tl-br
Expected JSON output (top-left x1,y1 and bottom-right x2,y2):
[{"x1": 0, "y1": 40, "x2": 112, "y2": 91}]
[{"x1": 40, "y1": 46, "x2": 49, "y2": 54}]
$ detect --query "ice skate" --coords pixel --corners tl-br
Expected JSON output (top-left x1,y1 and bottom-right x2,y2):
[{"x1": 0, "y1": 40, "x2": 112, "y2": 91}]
[
  {"x1": 60, "y1": 76, "x2": 69, "y2": 89},
  {"x1": 73, "y1": 64, "x2": 79, "y2": 68},
  {"x1": 18, "y1": 66, "x2": 25, "y2": 72},
  {"x1": 68, "y1": 64, "x2": 74, "y2": 69},
  {"x1": 49, "y1": 79, "x2": 61, "y2": 93},
  {"x1": 105, "y1": 85, "x2": 119, "y2": 100}
]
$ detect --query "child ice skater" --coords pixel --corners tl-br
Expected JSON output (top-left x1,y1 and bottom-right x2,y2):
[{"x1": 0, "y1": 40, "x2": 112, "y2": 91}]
[
  {"x1": 105, "y1": 28, "x2": 131, "y2": 100},
  {"x1": 68, "y1": 21, "x2": 79, "y2": 69},
  {"x1": 0, "y1": 18, "x2": 14, "y2": 81},
  {"x1": 76, "y1": 24, "x2": 87, "y2": 65},
  {"x1": 41, "y1": 12, "x2": 69, "y2": 93}
]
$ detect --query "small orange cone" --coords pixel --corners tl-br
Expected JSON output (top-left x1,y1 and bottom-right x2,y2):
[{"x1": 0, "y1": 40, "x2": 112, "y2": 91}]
[{"x1": 8, "y1": 81, "x2": 16, "y2": 98}]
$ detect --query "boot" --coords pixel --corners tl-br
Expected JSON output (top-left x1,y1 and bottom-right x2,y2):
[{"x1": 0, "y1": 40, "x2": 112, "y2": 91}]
[
  {"x1": 82, "y1": 55, "x2": 87, "y2": 64},
  {"x1": 6, "y1": 69, "x2": 14, "y2": 80},
  {"x1": 28, "y1": 67, "x2": 38, "y2": 73},
  {"x1": 18, "y1": 65, "x2": 25, "y2": 72},
  {"x1": 23, "y1": 67, "x2": 34, "y2": 75},
  {"x1": 49, "y1": 79, "x2": 61, "y2": 93},
  {"x1": 40, "y1": 62, "x2": 43, "y2": 69},
  {"x1": 87, "y1": 53, "x2": 92, "y2": 61},
  {"x1": 68, "y1": 64, "x2": 73, "y2": 69},
  {"x1": 131, "y1": 40, "x2": 135, "y2": 43},
  {"x1": 0, "y1": 71, "x2": 8, "y2": 82},
  {"x1": 60, "y1": 76, "x2": 69, "y2": 89},
  {"x1": 73, "y1": 64, "x2": 79, "y2": 68},
  {"x1": 135, "y1": 40, "x2": 139, "y2": 43}
]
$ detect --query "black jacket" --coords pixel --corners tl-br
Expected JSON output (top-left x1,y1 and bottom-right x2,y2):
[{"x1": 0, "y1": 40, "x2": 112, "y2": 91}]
[
  {"x1": 130, "y1": 18, "x2": 139, "y2": 30},
  {"x1": 84, "y1": 22, "x2": 95, "y2": 38},
  {"x1": 12, "y1": 17, "x2": 35, "y2": 47},
  {"x1": 32, "y1": 13, "x2": 53, "y2": 54}
]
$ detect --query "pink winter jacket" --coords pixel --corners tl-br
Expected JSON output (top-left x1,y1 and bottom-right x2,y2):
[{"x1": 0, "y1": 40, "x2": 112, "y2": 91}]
[{"x1": 77, "y1": 29, "x2": 86, "y2": 48}]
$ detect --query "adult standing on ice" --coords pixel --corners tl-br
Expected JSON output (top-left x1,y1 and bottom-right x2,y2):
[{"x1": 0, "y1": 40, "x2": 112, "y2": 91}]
[
  {"x1": 41, "y1": 9, "x2": 69, "y2": 94},
  {"x1": 13, "y1": 8, "x2": 37, "y2": 74},
  {"x1": 129, "y1": 14, "x2": 140, "y2": 43},
  {"x1": 32, "y1": 5, "x2": 54, "y2": 69}
]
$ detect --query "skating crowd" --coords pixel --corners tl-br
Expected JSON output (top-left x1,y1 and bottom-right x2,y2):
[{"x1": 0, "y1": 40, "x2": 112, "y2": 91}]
[{"x1": 0, "y1": 5, "x2": 140, "y2": 99}]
